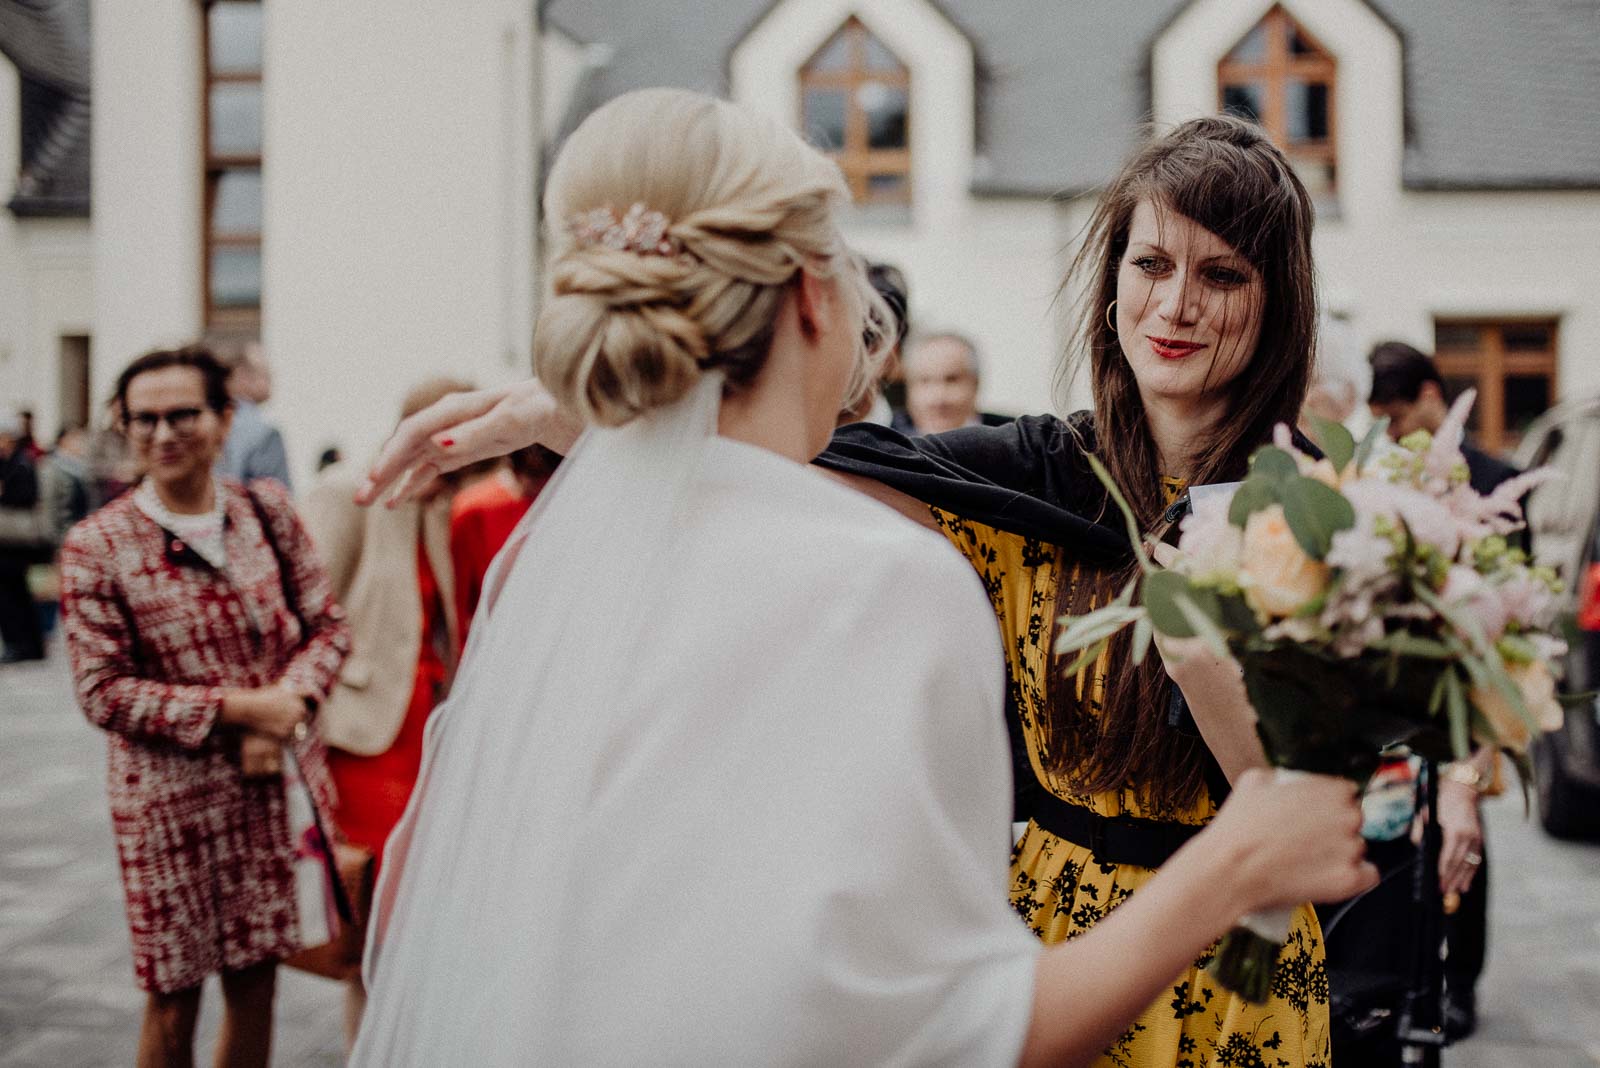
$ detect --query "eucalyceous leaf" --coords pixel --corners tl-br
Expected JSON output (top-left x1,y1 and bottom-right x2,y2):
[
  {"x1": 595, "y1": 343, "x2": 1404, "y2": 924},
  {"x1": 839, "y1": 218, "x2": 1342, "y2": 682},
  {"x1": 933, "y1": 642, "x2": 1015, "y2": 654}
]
[
  {"x1": 1054, "y1": 606, "x2": 1145, "y2": 656},
  {"x1": 1143, "y1": 569, "x2": 1224, "y2": 639},
  {"x1": 1353, "y1": 417, "x2": 1391, "y2": 472},
  {"x1": 1279, "y1": 475, "x2": 1356, "y2": 560},
  {"x1": 1228, "y1": 478, "x2": 1280, "y2": 528},
  {"x1": 1249, "y1": 446, "x2": 1300, "y2": 482},
  {"x1": 1308, "y1": 417, "x2": 1356, "y2": 474}
]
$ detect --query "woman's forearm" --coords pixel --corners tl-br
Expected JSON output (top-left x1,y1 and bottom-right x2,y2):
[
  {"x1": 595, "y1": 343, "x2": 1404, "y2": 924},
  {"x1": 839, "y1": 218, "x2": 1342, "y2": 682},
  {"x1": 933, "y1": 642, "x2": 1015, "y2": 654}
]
[{"x1": 1160, "y1": 639, "x2": 1268, "y2": 784}]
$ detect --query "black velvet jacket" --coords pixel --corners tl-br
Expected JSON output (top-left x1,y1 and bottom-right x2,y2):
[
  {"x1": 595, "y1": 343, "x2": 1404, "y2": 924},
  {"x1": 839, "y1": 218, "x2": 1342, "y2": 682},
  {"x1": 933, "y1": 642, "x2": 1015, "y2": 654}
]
[{"x1": 816, "y1": 413, "x2": 1323, "y2": 815}]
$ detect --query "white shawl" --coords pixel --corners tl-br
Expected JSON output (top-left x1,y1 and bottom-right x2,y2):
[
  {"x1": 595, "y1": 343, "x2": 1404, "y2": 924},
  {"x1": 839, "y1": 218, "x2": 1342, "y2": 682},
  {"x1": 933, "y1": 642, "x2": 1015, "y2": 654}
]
[{"x1": 351, "y1": 373, "x2": 1039, "y2": 1066}]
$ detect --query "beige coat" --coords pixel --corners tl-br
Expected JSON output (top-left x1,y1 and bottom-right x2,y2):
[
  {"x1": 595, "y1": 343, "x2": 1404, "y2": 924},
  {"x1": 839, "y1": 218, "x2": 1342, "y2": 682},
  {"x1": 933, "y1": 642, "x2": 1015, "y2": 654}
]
[{"x1": 302, "y1": 463, "x2": 458, "y2": 756}]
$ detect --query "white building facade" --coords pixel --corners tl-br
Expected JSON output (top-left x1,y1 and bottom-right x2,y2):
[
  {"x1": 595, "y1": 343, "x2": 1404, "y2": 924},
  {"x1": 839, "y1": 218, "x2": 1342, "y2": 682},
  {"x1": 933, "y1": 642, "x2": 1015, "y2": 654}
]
[
  {"x1": 0, "y1": 0, "x2": 93, "y2": 444},
  {"x1": 88, "y1": 0, "x2": 539, "y2": 486},
  {"x1": 5, "y1": 0, "x2": 1598, "y2": 466},
  {"x1": 548, "y1": 0, "x2": 1600, "y2": 453}
]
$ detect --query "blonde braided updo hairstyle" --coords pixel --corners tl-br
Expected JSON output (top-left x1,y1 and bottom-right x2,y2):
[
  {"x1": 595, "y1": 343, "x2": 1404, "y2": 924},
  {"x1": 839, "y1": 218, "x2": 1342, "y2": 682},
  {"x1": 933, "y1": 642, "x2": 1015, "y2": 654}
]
[{"x1": 535, "y1": 88, "x2": 889, "y2": 427}]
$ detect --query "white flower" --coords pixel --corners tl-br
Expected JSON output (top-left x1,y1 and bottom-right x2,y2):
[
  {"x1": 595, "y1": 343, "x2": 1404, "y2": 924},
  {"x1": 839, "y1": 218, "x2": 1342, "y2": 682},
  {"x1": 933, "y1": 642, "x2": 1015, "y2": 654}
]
[
  {"x1": 1341, "y1": 479, "x2": 1461, "y2": 559},
  {"x1": 1421, "y1": 389, "x2": 1476, "y2": 491},
  {"x1": 1442, "y1": 565, "x2": 1510, "y2": 641},
  {"x1": 1175, "y1": 508, "x2": 1243, "y2": 583},
  {"x1": 1497, "y1": 572, "x2": 1559, "y2": 632}
]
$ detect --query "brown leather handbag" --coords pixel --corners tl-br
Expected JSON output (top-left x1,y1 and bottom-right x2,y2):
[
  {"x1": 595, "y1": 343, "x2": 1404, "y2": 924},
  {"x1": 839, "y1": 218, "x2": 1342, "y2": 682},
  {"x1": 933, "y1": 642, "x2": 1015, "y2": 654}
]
[{"x1": 283, "y1": 841, "x2": 374, "y2": 980}]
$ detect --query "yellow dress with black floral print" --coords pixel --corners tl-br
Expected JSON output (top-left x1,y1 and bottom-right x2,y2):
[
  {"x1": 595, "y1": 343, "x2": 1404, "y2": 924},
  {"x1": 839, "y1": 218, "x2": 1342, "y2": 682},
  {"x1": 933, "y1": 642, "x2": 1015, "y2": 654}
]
[{"x1": 931, "y1": 477, "x2": 1330, "y2": 1068}]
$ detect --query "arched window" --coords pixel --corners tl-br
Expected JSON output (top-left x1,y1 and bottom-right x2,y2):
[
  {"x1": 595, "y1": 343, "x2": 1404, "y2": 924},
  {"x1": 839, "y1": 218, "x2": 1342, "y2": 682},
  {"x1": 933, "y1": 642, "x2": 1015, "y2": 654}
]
[
  {"x1": 1218, "y1": 5, "x2": 1336, "y2": 198},
  {"x1": 799, "y1": 17, "x2": 910, "y2": 205}
]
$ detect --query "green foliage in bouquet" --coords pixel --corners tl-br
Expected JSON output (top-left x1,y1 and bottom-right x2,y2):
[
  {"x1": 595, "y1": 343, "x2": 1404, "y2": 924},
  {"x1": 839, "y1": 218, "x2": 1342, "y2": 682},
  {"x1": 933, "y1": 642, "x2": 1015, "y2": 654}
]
[{"x1": 1055, "y1": 396, "x2": 1565, "y2": 1003}]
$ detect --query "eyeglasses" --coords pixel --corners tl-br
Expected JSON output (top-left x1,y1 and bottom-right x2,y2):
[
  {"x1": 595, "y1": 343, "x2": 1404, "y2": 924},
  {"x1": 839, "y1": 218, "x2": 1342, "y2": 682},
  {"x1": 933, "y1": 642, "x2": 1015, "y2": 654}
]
[{"x1": 125, "y1": 407, "x2": 207, "y2": 441}]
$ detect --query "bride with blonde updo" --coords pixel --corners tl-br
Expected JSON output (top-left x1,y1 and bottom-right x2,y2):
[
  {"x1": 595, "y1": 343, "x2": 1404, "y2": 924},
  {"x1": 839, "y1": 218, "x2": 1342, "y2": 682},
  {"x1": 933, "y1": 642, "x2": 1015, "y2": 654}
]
[
  {"x1": 534, "y1": 86, "x2": 885, "y2": 431},
  {"x1": 351, "y1": 88, "x2": 1373, "y2": 1068}
]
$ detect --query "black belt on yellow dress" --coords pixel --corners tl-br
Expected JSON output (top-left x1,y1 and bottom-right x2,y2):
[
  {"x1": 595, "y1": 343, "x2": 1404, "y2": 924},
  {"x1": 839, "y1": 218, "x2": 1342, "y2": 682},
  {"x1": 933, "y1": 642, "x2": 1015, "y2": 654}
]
[{"x1": 1029, "y1": 791, "x2": 1205, "y2": 870}]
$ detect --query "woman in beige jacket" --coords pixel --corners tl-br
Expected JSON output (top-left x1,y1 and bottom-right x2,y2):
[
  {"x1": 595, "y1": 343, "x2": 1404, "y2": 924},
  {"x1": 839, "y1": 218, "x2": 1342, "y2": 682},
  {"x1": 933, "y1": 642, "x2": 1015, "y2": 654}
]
[{"x1": 301, "y1": 378, "x2": 474, "y2": 1046}]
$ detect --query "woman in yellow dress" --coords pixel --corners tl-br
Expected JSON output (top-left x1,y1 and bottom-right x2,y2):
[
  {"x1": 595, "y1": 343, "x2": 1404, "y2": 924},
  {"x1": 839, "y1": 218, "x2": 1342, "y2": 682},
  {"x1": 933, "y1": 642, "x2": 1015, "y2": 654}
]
[
  {"x1": 349, "y1": 111, "x2": 1347, "y2": 1066},
  {"x1": 818, "y1": 115, "x2": 1331, "y2": 1067}
]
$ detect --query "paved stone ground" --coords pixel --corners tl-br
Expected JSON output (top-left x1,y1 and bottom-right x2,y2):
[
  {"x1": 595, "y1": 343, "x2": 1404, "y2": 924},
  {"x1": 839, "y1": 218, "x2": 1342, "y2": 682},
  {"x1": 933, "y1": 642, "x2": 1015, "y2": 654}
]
[
  {"x1": 0, "y1": 652, "x2": 342, "y2": 1068},
  {"x1": 4, "y1": 646, "x2": 1599, "y2": 1066}
]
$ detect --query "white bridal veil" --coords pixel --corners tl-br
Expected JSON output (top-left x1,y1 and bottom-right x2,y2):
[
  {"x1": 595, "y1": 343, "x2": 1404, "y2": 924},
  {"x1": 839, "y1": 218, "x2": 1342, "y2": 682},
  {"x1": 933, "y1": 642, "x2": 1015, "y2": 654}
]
[{"x1": 353, "y1": 372, "x2": 729, "y2": 1056}]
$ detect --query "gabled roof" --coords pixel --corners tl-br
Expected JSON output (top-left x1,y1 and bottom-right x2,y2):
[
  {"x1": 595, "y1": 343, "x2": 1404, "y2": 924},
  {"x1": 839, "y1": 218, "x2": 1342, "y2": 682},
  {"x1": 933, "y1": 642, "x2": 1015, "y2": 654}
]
[
  {"x1": 0, "y1": 0, "x2": 91, "y2": 217},
  {"x1": 542, "y1": 0, "x2": 1600, "y2": 196}
]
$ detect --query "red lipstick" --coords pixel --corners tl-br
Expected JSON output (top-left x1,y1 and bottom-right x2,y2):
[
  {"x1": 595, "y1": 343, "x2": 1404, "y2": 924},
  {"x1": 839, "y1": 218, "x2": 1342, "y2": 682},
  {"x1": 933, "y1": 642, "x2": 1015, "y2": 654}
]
[{"x1": 1148, "y1": 336, "x2": 1206, "y2": 360}]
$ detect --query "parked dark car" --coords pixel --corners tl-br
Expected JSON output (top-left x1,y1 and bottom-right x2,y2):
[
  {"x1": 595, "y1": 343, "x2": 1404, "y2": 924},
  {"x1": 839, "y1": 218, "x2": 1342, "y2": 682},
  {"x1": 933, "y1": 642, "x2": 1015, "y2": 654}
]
[{"x1": 1516, "y1": 397, "x2": 1600, "y2": 838}]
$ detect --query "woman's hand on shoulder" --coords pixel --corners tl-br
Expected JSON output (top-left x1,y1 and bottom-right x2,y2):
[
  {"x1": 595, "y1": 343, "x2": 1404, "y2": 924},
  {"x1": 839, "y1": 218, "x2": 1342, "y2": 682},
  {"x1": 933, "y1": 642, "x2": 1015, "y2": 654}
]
[
  {"x1": 354, "y1": 379, "x2": 582, "y2": 508},
  {"x1": 1203, "y1": 769, "x2": 1377, "y2": 911}
]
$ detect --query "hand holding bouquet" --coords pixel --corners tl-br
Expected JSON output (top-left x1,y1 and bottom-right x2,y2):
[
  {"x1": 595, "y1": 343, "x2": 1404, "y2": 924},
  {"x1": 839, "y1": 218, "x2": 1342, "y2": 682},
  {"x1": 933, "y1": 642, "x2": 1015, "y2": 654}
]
[{"x1": 1057, "y1": 391, "x2": 1565, "y2": 1002}]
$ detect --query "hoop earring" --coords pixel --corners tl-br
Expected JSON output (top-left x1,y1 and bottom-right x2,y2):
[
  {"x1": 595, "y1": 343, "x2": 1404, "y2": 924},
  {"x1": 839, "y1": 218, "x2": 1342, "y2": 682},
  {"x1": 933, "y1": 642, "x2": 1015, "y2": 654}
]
[{"x1": 1105, "y1": 300, "x2": 1118, "y2": 333}]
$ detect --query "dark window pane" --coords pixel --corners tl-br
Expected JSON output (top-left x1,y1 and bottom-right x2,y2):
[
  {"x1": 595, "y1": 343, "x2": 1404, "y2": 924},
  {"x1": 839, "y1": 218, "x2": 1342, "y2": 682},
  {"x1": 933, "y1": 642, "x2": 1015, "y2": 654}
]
[
  {"x1": 209, "y1": 83, "x2": 262, "y2": 157},
  {"x1": 1290, "y1": 25, "x2": 1320, "y2": 56},
  {"x1": 803, "y1": 89, "x2": 846, "y2": 151},
  {"x1": 859, "y1": 82, "x2": 908, "y2": 149},
  {"x1": 863, "y1": 33, "x2": 904, "y2": 73},
  {"x1": 1436, "y1": 322, "x2": 1484, "y2": 351},
  {"x1": 212, "y1": 168, "x2": 262, "y2": 234},
  {"x1": 208, "y1": 1, "x2": 262, "y2": 74},
  {"x1": 1287, "y1": 80, "x2": 1329, "y2": 141},
  {"x1": 1221, "y1": 82, "x2": 1263, "y2": 123},
  {"x1": 211, "y1": 246, "x2": 261, "y2": 308},
  {"x1": 1503, "y1": 322, "x2": 1556, "y2": 352},
  {"x1": 1505, "y1": 374, "x2": 1554, "y2": 436},
  {"x1": 808, "y1": 26, "x2": 853, "y2": 72},
  {"x1": 866, "y1": 173, "x2": 908, "y2": 203},
  {"x1": 1226, "y1": 21, "x2": 1267, "y2": 64}
]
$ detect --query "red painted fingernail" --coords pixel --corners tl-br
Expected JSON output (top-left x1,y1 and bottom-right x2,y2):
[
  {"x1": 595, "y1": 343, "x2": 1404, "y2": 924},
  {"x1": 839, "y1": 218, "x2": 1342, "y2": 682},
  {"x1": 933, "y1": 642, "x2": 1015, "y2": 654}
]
[{"x1": 439, "y1": 437, "x2": 455, "y2": 447}]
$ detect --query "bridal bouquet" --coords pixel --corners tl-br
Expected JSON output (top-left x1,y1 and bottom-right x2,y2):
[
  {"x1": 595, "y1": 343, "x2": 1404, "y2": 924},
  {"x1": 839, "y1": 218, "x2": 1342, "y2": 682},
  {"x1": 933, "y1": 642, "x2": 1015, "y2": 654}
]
[{"x1": 1057, "y1": 392, "x2": 1565, "y2": 1003}]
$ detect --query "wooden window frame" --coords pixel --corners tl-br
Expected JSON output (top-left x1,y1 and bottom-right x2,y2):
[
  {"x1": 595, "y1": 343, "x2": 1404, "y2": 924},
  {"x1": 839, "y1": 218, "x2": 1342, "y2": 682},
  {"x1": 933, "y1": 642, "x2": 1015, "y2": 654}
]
[
  {"x1": 1434, "y1": 318, "x2": 1560, "y2": 453},
  {"x1": 1217, "y1": 5, "x2": 1337, "y2": 191},
  {"x1": 799, "y1": 17, "x2": 911, "y2": 205},
  {"x1": 202, "y1": 0, "x2": 263, "y2": 336}
]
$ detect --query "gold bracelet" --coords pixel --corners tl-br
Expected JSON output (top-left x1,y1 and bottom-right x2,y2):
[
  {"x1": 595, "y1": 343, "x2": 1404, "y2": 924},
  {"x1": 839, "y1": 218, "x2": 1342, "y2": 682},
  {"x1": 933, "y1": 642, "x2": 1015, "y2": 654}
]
[{"x1": 1442, "y1": 761, "x2": 1486, "y2": 792}]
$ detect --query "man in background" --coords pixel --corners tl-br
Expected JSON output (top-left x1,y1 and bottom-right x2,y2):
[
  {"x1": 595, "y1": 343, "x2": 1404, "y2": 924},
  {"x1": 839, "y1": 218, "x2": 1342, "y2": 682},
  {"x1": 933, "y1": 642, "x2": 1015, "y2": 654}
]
[
  {"x1": 896, "y1": 332, "x2": 1009, "y2": 436},
  {"x1": 219, "y1": 342, "x2": 293, "y2": 489},
  {"x1": 41, "y1": 425, "x2": 95, "y2": 543},
  {"x1": 1368, "y1": 340, "x2": 1517, "y2": 495}
]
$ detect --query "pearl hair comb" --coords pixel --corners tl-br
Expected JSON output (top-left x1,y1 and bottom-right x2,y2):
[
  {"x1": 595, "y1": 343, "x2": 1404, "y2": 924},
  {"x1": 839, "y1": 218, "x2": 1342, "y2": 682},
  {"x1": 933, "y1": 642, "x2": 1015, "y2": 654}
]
[{"x1": 568, "y1": 203, "x2": 681, "y2": 256}]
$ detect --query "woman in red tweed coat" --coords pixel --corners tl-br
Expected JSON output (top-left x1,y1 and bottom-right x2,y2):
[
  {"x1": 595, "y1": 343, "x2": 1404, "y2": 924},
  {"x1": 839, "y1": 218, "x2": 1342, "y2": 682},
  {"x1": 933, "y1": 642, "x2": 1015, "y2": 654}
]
[{"x1": 59, "y1": 346, "x2": 350, "y2": 1068}]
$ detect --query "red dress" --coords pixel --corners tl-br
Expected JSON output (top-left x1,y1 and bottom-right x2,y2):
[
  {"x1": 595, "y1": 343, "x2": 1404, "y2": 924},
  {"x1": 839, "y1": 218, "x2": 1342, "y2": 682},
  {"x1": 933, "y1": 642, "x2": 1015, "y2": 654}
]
[
  {"x1": 448, "y1": 473, "x2": 536, "y2": 640},
  {"x1": 59, "y1": 480, "x2": 351, "y2": 994},
  {"x1": 326, "y1": 540, "x2": 447, "y2": 875}
]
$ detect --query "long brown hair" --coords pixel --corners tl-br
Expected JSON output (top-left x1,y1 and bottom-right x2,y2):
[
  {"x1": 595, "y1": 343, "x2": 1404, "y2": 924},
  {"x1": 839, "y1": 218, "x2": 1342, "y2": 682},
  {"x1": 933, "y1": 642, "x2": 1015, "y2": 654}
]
[{"x1": 1048, "y1": 115, "x2": 1318, "y2": 813}]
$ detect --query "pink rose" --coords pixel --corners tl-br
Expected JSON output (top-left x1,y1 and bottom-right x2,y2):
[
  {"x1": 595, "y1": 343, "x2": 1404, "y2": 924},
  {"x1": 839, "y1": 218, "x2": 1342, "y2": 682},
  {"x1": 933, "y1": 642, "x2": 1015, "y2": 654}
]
[{"x1": 1240, "y1": 505, "x2": 1331, "y2": 620}]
